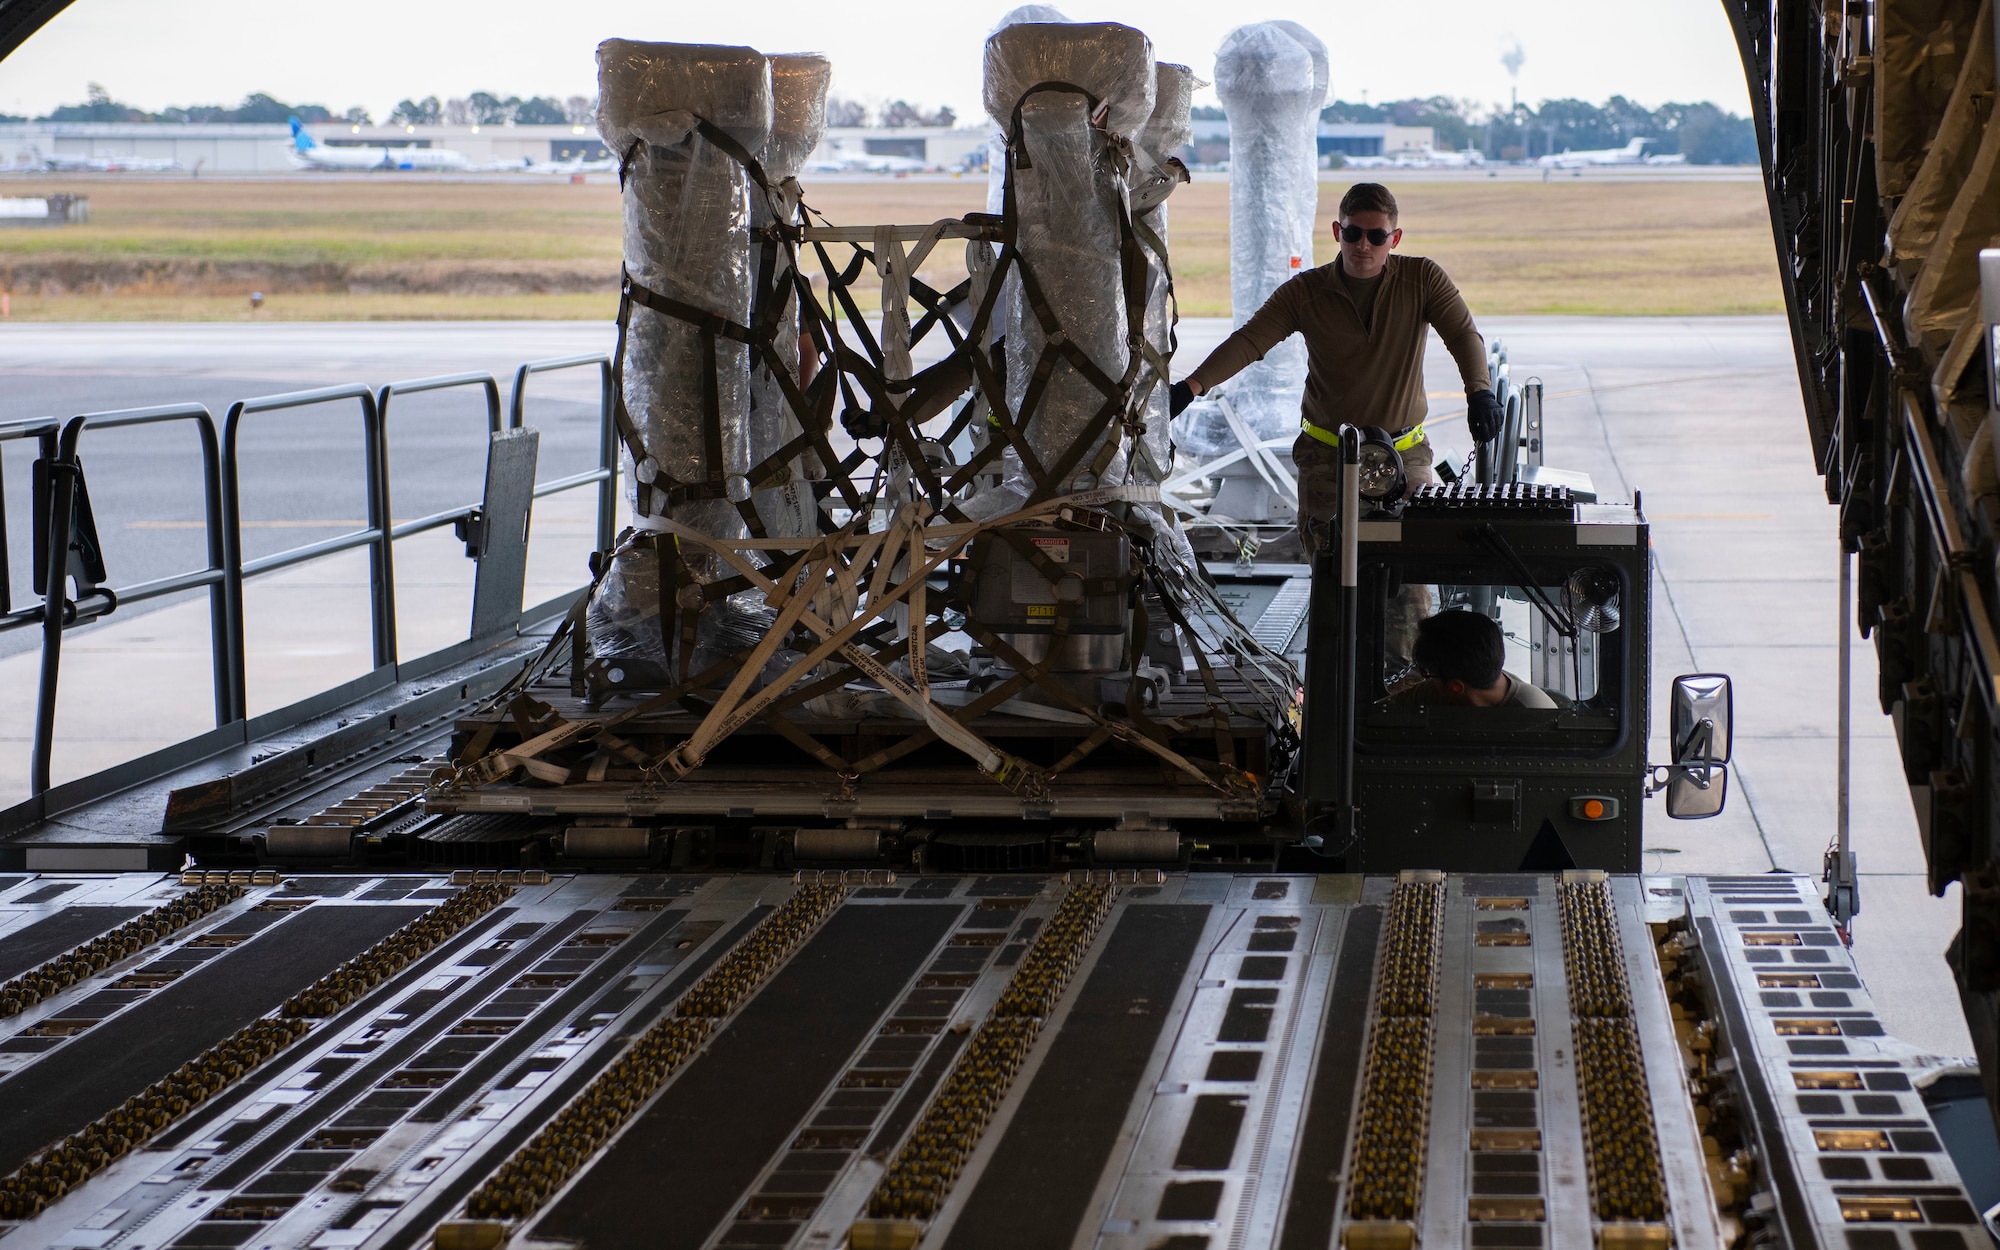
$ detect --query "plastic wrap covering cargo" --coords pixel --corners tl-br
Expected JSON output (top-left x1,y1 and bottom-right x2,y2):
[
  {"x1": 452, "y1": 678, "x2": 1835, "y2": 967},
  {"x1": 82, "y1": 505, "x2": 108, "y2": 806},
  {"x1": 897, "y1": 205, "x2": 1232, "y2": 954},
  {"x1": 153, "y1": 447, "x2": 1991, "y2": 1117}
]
[
  {"x1": 1887, "y1": 0, "x2": 1994, "y2": 269},
  {"x1": 1196, "y1": 21, "x2": 1328, "y2": 453},
  {"x1": 1874, "y1": 0, "x2": 1983, "y2": 198},
  {"x1": 433, "y1": 34, "x2": 1298, "y2": 812},
  {"x1": 983, "y1": 5, "x2": 1073, "y2": 217},
  {"x1": 979, "y1": 3, "x2": 1073, "y2": 389},
  {"x1": 972, "y1": 20, "x2": 1155, "y2": 523},
  {"x1": 1901, "y1": 0, "x2": 2000, "y2": 379},
  {"x1": 751, "y1": 53, "x2": 833, "y2": 540},
  {"x1": 590, "y1": 41, "x2": 775, "y2": 678},
  {"x1": 1130, "y1": 62, "x2": 1195, "y2": 543}
]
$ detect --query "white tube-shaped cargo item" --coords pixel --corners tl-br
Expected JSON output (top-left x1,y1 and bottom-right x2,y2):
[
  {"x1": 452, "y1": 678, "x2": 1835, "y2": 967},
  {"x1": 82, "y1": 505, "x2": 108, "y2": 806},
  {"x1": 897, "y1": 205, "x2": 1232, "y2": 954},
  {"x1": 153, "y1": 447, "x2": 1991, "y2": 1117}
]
[
  {"x1": 983, "y1": 4, "x2": 1073, "y2": 217},
  {"x1": 981, "y1": 21, "x2": 1155, "y2": 510},
  {"x1": 750, "y1": 53, "x2": 830, "y2": 539},
  {"x1": 1269, "y1": 18, "x2": 1330, "y2": 244},
  {"x1": 588, "y1": 40, "x2": 772, "y2": 675},
  {"x1": 597, "y1": 40, "x2": 771, "y2": 528},
  {"x1": 1213, "y1": 22, "x2": 1326, "y2": 443}
]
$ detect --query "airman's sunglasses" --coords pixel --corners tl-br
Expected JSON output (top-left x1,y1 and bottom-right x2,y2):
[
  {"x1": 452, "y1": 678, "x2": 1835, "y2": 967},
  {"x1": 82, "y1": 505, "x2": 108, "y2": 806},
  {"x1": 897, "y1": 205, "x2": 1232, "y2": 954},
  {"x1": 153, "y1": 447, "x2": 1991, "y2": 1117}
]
[{"x1": 1338, "y1": 223, "x2": 1396, "y2": 245}]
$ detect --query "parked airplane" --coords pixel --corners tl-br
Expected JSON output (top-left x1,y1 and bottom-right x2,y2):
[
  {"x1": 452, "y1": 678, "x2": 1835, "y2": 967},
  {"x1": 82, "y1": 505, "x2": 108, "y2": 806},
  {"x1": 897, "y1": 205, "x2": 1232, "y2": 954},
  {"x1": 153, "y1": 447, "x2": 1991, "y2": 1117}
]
[
  {"x1": 537, "y1": 154, "x2": 618, "y2": 175},
  {"x1": 287, "y1": 118, "x2": 470, "y2": 172},
  {"x1": 1336, "y1": 145, "x2": 1483, "y2": 170},
  {"x1": 1537, "y1": 137, "x2": 1654, "y2": 168},
  {"x1": 1401, "y1": 145, "x2": 1483, "y2": 168},
  {"x1": 803, "y1": 148, "x2": 930, "y2": 174},
  {"x1": 27, "y1": 145, "x2": 181, "y2": 172}
]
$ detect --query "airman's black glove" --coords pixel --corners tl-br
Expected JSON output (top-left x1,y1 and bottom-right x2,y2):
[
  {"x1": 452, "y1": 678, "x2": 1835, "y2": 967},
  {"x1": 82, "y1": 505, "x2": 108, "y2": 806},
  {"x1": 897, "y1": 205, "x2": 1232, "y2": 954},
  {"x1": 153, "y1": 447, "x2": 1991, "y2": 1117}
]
[
  {"x1": 1466, "y1": 388, "x2": 1504, "y2": 443},
  {"x1": 1169, "y1": 380, "x2": 1194, "y2": 416}
]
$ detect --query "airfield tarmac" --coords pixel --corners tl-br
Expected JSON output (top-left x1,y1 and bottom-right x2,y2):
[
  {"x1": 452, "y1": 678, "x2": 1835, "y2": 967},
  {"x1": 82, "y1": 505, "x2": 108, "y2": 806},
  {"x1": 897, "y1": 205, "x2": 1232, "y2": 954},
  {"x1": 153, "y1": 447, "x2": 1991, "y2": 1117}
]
[{"x1": 0, "y1": 314, "x2": 1969, "y2": 1057}]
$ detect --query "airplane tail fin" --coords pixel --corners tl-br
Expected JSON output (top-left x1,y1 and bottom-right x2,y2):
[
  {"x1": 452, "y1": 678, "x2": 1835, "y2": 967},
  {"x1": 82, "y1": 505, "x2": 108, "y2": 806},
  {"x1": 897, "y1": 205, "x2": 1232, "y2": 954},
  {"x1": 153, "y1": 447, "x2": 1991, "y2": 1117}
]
[{"x1": 288, "y1": 117, "x2": 316, "y2": 153}]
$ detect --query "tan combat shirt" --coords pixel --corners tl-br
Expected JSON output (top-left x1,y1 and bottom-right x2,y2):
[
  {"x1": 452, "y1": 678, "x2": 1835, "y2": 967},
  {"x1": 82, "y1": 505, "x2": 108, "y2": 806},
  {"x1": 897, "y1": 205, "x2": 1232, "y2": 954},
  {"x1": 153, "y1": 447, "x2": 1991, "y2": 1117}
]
[{"x1": 1188, "y1": 253, "x2": 1491, "y2": 434}]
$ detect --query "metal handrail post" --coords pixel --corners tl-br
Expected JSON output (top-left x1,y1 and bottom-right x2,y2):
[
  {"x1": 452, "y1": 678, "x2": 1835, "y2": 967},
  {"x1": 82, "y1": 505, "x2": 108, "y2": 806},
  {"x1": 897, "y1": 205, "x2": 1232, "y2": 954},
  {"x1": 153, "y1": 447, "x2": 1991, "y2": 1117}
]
[
  {"x1": 30, "y1": 405, "x2": 227, "y2": 794},
  {"x1": 377, "y1": 371, "x2": 503, "y2": 437},
  {"x1": 508, "y1": 353, "x2": 619, "y2": 552},
  {"x1": 362, "y1": 389, "x2": 394, "y2": 672},
  {"x1": 1300, "y1": 425, "x2": 1362, "y2": 854},
  {"x1": 596, "y1": 357, "x2": 617, "y2": 552},
  {"x1": 0, "y1": 417, "x2": 59, "y2": 621},
  {"x1": 222, "y1": 384, "x2": 394, "y2": 721},
  {"x1": 374, "y1": 372, "x2": 509, "y2": 535},
  {"x1": 198, "y1": 415, "x2": 230, "y2": 725},
  {"x1": 1335, "y1": 427, "x2": 1361, "y2": 839},
  {"x1": 30, "y1": 450, "x2": 79, "y2": 795},
  {"x1": 68, "y1": 405, "x2": 230, "y2": 726}
]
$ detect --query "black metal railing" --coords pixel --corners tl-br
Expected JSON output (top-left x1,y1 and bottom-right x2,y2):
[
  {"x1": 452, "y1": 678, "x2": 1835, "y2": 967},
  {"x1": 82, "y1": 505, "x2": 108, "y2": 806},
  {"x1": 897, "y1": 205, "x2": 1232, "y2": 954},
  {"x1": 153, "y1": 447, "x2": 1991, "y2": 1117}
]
[
  {"x1": 513, "y1": 354, "x2": 619, "y2": 553},
  {"x1": 222, "y1": 383, "x2": 393, "y2": 715},
  {"x1": 3, "y1": 353, "x2": 617, "y2": 811},
  {"x1": 380, "y1": 371, "x2": 505, "y2": 549},
  {"x1": 0, "y1": 416, "x2": 59, "y2": 630},
  {"x1": 32, "y1": 404, "x2": 231, "y2": 794}
]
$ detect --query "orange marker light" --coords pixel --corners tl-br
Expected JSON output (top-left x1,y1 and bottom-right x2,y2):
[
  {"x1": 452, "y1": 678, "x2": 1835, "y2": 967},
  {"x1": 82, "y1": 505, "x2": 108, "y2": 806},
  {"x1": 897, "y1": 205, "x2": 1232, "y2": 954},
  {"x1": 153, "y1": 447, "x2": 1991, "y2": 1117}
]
[{"x1": 1582, "y1": 799, "x2": 1606, "y2": 820}]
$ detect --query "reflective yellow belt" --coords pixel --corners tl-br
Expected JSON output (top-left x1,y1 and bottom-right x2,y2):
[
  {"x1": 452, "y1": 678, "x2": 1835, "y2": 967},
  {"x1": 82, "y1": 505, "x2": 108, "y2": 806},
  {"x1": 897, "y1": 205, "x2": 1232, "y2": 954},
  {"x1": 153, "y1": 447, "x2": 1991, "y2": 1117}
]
[{"x1": 1299, "y1": 419, "x2": 1426, "y2": 451}]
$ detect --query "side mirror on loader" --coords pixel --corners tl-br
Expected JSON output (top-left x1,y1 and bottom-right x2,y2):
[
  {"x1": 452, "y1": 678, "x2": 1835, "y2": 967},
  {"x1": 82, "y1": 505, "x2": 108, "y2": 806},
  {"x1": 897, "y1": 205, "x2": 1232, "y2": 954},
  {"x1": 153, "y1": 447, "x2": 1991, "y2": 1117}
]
[{"x1": 1657, "y1": 673, "x2": 1732, "y2": 819}]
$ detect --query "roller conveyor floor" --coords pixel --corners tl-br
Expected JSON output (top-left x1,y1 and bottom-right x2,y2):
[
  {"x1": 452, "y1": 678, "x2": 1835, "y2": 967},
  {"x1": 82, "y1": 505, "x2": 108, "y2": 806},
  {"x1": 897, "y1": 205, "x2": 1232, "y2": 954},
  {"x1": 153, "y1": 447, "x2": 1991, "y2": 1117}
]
[{"x1": 0, "y1": 870, "x2": 1983, "y2": 1250}]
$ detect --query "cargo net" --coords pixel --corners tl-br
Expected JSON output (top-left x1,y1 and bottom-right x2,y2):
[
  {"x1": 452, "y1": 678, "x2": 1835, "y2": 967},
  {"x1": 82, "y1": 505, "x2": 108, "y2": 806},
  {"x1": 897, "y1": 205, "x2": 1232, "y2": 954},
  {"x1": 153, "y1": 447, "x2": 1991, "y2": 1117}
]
[{"x1": 445, "y1": 95, "x2": 1296, "y2": 804}]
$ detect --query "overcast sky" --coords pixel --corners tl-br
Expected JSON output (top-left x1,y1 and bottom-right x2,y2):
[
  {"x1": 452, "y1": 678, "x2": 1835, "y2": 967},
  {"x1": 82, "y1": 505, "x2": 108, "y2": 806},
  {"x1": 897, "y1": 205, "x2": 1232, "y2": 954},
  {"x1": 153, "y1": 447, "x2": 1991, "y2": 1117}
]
[{"x1": 0, "y1": 0, "x2": 1755, "y2": 123}]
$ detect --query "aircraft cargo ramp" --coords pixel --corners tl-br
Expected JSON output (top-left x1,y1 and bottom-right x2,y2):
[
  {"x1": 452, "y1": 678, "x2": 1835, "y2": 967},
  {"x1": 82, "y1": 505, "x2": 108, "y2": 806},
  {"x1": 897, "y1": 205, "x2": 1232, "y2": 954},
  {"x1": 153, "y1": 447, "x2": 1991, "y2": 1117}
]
[{"x1": 0, "y1": 869, "x2": 1982, "y2": 1250}]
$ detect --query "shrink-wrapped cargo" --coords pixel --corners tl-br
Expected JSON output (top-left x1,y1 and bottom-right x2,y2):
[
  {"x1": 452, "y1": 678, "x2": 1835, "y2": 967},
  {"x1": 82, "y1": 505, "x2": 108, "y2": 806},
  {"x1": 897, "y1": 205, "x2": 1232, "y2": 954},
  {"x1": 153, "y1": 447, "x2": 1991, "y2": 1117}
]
[
  {"x1": 974, "y1": 20, "x2": 1155, "y2": 518},
  {"x1": 587, "y1": 41, "x2": 773, "y2": 674},
  {"x1": 750, "y1": 53, "x2": 831, "y2": 539},
  {"x1": 1210, "y1": 21, "x2": 1327, "y2": 446},
  {"x1": 982, "y1": 4, "x2": 1074, "y2": 216}
]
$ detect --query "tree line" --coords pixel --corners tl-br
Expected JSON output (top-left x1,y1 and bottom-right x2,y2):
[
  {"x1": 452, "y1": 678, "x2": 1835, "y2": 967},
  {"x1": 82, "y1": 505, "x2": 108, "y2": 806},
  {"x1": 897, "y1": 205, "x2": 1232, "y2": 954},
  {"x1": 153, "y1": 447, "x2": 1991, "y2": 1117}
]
[
  {"x1": 387, "y1": 94, "x2": 596, "y2": 127},
  {"x1": 1191, "y1": 95, "x2": 1758, "y2": 164},
  {"x1": 12, "y1": 86, "x2": 1756, "y2": 163},
  {"x1": 9, "y1": 84, "x2": 596, "y2": 128},
  {"x1": 19, "y1": 85, "x2": 953, "y2": 131},
  {"x1": 825, "y1": 99, "x2": 957, "y2": 128}
]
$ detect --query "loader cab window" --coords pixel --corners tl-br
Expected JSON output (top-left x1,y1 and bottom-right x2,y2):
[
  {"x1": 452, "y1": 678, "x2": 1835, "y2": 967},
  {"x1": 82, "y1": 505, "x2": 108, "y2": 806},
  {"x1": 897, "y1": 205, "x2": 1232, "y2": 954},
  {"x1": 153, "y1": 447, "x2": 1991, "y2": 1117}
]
[{"x1": 1357, "y1": 556, "x2": 1629, "y2": 752}]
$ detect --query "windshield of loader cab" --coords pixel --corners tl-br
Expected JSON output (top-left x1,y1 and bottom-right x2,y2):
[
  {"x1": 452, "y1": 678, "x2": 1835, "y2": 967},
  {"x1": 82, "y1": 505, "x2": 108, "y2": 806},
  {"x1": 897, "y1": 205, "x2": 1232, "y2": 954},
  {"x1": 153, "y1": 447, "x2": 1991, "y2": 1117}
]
[{"x1": 1356, "y1": 555, "x2": 1630, "y2": 753}]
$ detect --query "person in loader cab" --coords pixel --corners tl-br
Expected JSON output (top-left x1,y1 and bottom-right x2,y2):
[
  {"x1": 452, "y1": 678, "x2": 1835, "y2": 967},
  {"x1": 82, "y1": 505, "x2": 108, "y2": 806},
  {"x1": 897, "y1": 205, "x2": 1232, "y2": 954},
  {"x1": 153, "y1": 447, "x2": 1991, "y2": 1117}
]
[
  {"x1": 1168, "y1": 182, "x2": 1504, "y2": 548},
  {"x1": 1388, "y1": 609, "x2": 1556, "y2": 709}
]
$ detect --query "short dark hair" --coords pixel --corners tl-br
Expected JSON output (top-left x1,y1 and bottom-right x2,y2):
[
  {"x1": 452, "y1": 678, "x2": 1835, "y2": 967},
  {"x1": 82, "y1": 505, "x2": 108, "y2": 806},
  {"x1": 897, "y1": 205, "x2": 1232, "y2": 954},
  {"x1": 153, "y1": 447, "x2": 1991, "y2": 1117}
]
[
  {"x1": 1339, "y1": 182, "x2": 1398, "y2": 222},
  {"x1": 1413, "y1": 610, "x2": 1505, "y2": 689}
]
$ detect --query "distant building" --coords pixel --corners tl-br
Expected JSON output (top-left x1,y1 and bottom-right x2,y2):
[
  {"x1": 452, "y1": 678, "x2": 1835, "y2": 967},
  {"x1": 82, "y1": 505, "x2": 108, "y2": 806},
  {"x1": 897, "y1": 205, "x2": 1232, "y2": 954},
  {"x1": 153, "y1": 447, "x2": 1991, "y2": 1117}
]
[
  {"x1": 807, "y1": 127, "x2": 989, "y2": 172},
  {"x1": 0, "y1": 122, "x2": 610, "y2": 173},
  {"x1": 1186, "y1": 116, "x2": 1436, "y2": 169},
  {"x1": 1318, "y1": 122, "x2": 1435, "y2": 161}
]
